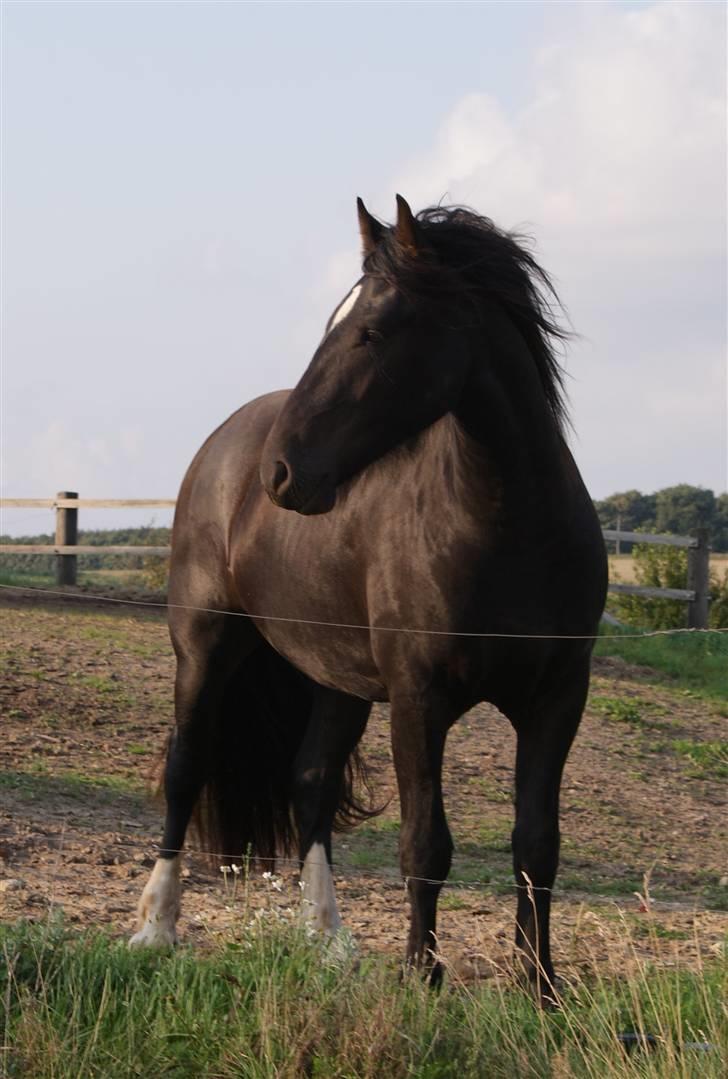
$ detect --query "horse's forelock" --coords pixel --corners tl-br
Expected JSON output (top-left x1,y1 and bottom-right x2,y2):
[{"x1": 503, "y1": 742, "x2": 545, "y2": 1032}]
[{"x1": 363, "y1": 205, "x2": 570, "y2": 433}]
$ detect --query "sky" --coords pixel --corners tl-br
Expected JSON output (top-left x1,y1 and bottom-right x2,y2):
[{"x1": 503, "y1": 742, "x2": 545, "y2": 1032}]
[{"x1": 1, "y1": 0, "x2": 726, "y2": 537}]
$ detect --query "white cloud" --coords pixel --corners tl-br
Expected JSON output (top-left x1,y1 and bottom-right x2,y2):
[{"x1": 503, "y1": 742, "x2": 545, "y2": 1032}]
[
  {"x1": 388, "y1": 1, "x2": 726, "y2": 496},
  {"x1": 395, "y1": 3, "x2": 724, "y2": 255}
]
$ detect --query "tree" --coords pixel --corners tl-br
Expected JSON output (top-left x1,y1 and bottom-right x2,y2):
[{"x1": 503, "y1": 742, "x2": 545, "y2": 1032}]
[
  {"x1": 655, "y1": 485, "x2": 715, "y2": 535},
  {"x1": 712, "y1": 493, "x2": 728, "y2": 553}
]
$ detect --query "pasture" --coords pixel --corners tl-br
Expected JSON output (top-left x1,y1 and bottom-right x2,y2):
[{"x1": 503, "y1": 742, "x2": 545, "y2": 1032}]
[
  {"x1": 608, "y1": 554, "x2": 728, "y2": 587},
  {"x1": 1, "y1": 590, "x2": 726, "y2": 1075}
]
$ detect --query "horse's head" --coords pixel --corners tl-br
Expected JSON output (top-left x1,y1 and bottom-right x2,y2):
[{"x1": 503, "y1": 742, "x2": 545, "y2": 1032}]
[{"x1": 261, "y1": 196, "x2": 470, "y2": 514}]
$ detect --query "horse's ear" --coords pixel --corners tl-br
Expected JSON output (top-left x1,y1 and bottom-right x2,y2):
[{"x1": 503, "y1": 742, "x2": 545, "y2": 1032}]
[
  {"x1": 357, "y1": 197, "x2": 385, "y2": 257},
  {"x1": 394, "y1": 194, "x2": 421, "y2": 257}
]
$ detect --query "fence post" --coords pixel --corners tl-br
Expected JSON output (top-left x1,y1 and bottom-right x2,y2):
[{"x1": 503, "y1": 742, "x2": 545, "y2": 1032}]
[
  {"x1": 55, "y1": 491, "x2": 78, "y2": 586},
  {"x1": 687, "y1": 528, "x2": 710, "y2": 629}
]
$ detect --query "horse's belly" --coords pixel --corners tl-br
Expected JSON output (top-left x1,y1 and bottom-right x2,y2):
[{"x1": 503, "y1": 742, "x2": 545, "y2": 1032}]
[{"x1": 252, "y1": 619, "x2": 388, "y2": 701}]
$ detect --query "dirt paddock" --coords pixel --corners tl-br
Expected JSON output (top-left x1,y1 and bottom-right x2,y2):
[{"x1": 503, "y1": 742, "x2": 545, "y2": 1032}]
[{"x1": 1, "y1": 589, "x2": 726, "y2": 980}]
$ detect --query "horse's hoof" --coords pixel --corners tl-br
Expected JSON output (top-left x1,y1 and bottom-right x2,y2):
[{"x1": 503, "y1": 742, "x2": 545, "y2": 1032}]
[
  {"x1": 534, "y1": 973, "x2": 564, "y2": 1010},
  {"x1": 128, "y1": 923, "x2": 178, "y2": 949},
  {"x1": 399, "y1": 958, "x2": 444, "y2": 989},
  {"x1": 322, "y1": 928, "x2": 358, "y2": 967}
]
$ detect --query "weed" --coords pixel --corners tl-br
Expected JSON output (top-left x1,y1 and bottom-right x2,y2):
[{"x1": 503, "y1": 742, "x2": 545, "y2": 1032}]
[
  {"x1": 671, "y1": 740, "x2": 728, "y2": 780},
  {"x1": 439, "y1": 891, "x2": 470, "y2": 911},
  {"x1": 471, "y1": 777, "x2": 513, "y2": 803},
  {"x1": 590, "y1": 695, "x2": 669, "y2": 731}
]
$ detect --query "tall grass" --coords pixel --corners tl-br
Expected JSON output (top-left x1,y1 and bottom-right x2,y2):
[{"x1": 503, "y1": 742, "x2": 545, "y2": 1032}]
[
  {"x1": 595, "y1": 627, "x2": 728, "y2": 702},
  {"x1": 2, "y1": 912, "x2": 725, "y2": 1078}
]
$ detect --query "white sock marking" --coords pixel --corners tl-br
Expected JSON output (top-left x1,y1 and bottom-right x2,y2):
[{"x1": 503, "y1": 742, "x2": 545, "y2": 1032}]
[
  {"x1": 300, "y1": 842, "x2": 341, "y2": 933},
  {"x1": 129, "y1": 856, "x2": 181, "y2": 948},
  {"x1": 326, "y1": 282, "x2": 362, "y2": 336}
]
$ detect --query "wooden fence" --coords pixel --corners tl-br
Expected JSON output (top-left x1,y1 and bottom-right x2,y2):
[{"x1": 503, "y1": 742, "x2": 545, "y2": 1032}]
[
  {"x1": 1, "y1": 494, "x2": 173, "y2": 585},
  {"x1": 0, "y1": 493, "x2": 713, "y2": 628}
]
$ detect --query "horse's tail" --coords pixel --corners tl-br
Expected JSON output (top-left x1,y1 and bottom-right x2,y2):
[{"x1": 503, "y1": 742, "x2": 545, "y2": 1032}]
[{"x1": 189, "y1": 644, "x2": 379, "y2": 869}]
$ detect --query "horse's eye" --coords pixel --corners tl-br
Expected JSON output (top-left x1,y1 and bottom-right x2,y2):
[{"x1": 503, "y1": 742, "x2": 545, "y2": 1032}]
[{"x1": 361, "y1": 328, "x2": 382, "y2": 344}]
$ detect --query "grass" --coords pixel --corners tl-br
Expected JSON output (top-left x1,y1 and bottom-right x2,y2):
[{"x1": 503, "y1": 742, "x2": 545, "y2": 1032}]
[
  {"x1": 0, "y1": 769, "x2": 144, "y2": 805},
  {"x1": 339, "y1": 822, "x2": 400, "y2": 873},
  {"x1": 590, "y1": 695, "x2": 653, "y2": 728},
  {"x1": 0, "y1": 570, "x2": 55, "y2": 590},
  {"x1": 1, "y1": 916, "x2": 725, "y2": 1078},
  {"x1": 594, "y1": 627, "x2": 728, "y2": 703},
  {"x1": 671, "y1": 740, "x2": 728, "y2": 781},
  {"x1": 0, "y1": 567, "x2": 163, "y2": 597}
]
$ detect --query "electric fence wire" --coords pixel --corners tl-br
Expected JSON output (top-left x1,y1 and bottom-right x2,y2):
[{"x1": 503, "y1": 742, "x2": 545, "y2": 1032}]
[{"x1": 1, "y1": 582, "x2": 727, "y2": 641}]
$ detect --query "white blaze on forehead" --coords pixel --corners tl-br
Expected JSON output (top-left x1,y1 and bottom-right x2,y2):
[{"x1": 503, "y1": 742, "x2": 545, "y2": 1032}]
[
  {"x1": 327, "y1": 283, "x2": 362, "y2": 335},
  {"x1": 300, "y1": 842, "x2": 341, "y2": 933}
]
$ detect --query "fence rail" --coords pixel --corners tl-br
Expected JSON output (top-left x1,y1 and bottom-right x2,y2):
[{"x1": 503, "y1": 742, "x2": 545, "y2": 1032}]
[
  {"x1": 0, "y1": 494, "x2": 713, "y2": 628},
  {"x1": 0, "y1": 493, "x2": 174, "y2": 587},
  {"x1": 0, "y1": 545, "x2": 171, "y2": 556},
  {"x1": 2, "y1": 498, "x2": 176, "y2": 510},
  {"x1": 601, "y1": 528, "x2": 698, "y2": 549}
]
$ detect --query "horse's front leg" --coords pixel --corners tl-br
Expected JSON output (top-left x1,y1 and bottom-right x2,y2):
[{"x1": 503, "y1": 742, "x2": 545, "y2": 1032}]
[
  {"x1": 510, "y1": 663, "x2": 590, "y2": 1003},
  {"x1": 390, "y1": 694, "x2": 457, "y2": 986}
]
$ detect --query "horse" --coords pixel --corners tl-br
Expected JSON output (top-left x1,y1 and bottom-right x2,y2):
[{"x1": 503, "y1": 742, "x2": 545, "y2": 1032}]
[{"x1": 130, "y1": 195, "x2": 607, "y2": 1000}]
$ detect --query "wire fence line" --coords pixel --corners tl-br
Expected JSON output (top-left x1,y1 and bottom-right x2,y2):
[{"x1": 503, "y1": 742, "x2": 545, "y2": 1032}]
[
  {"x1": 1, "y1": 582, "x2": 726, "y2": 641},
  {"x1": 8, "y1": 823, "x2": 566, "y2": 897},
  {"x1": 163, "y1": 848, "x2": 556, "y2": 893},
  {"x1": 2, "y1": 581, "x2": 714, "y2": 905}
]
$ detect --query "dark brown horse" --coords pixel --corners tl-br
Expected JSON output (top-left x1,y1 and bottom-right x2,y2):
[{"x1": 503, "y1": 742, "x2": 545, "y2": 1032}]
[{"x1": 131, "y1": 196, "x2": 607, "y2": 999}]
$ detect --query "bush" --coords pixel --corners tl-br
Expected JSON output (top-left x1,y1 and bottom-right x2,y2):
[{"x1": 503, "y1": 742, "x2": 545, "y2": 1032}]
[
  {"x1": 610, "y1": 542, "x2": 727, "y2": 631},
  {"x1": 611, "y1": 542, "x2": 688, "y2": 630},
  {"x1": 142, "y1": 555, "x2": 170, "y2": 593},
  {"x1": 709, "y1": 566, "x2": 728, "y2": 629}
]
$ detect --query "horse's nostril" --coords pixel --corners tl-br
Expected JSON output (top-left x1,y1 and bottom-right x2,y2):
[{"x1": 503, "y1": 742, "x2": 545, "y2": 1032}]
[{"x1": 272, "y1": 459, "x2": 291, "y2": 495}]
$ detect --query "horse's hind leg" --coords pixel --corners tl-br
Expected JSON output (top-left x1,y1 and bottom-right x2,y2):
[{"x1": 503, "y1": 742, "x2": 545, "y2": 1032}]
[
  {"x1": 510, "y1": 661, "x2": 590, "y2": 1001},
  {"x1": 293, "y1": 688, "x2": 370, "y2": 935},
  {"x1": 130, "y1": 611, "x2": 253, "y2": 947}
]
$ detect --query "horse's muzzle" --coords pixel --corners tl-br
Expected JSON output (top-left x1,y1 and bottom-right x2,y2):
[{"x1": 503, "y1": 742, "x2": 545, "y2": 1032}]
[{"x1": 261, "y1": 457, "x2": 337, "y2": 515}]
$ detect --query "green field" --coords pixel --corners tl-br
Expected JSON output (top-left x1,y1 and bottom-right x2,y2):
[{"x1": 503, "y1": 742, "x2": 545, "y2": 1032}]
[{"x1": 2, "y1": 917, "x2": 726, "y2": 1079}]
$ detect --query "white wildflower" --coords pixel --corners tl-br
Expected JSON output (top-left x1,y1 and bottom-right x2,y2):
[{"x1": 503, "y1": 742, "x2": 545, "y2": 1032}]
[{"x1": 262, "y1": 869, "x2": 283, "y2": 892}]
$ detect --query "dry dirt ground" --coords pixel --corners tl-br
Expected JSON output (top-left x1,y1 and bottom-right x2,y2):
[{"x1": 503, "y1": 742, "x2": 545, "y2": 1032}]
[{"x1": 1, "y1": 590, "x2": 726, "y2": 983}]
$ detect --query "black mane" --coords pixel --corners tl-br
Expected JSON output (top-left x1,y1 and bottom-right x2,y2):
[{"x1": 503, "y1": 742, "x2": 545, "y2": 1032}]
[{"x1": 364, "y1": 205, "x2": 569, "y2": 432}]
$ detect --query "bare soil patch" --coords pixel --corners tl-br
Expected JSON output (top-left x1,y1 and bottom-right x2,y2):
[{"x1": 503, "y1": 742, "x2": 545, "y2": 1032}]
[{"x1": 1, "y1": 590, "x2": 726, "y2": 979}]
